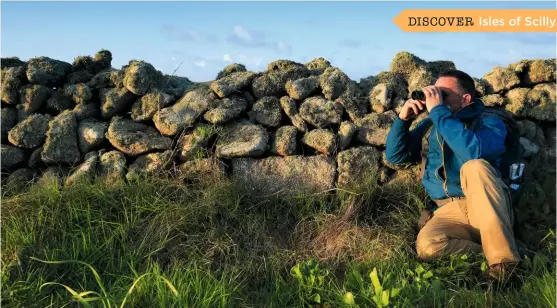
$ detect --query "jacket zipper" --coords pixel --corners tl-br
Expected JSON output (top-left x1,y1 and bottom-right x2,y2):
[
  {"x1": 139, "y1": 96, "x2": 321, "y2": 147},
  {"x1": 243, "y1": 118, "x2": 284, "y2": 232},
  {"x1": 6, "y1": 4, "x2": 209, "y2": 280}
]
[{"x1": 435, "y1": 130, "x2": 450, "y2": 198}]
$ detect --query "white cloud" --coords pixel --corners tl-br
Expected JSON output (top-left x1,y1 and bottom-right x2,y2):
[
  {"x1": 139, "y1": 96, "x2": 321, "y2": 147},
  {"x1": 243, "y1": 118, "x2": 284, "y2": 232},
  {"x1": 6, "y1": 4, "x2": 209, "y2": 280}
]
[
  {"x1": 223, "y1": 54, "x2": 232, "y2": 62},
  {"x1": 233, "y1": 25, "x2": 252, "y2": 43},
  {"x1": 193, "y1": 60, "x2": 207, "y2": 68}
]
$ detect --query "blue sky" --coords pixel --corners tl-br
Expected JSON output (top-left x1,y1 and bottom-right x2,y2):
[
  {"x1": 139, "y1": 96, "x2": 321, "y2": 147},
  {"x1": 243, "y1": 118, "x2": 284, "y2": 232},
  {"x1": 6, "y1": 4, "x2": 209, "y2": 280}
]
[{"x1": 2, "y1": 1, "x2": 556, "y2": 82}]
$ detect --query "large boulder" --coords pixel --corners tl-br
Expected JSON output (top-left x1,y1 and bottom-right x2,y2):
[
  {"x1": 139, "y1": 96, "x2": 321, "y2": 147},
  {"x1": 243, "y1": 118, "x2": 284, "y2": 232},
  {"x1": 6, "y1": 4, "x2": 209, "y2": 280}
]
[
  {"x1": 19, "y1": 84, "x2": 51, "y2": 114},
  {"x1": 512, "y1": 59, "x2": 556, "y2": 86},
  {"x1": 123, "y1": 60, "x2": 162, "y2": 96},
  {"x1": 130, "y1": 91, "x2": 174, "y2": 122},
  {"x1": 97, "y1": 150, "x2": 126, "y2": 185},
  {"x1": 269, "y1": 126, "x2": 298, "y2": 156},
  {"x1": 215, "y1": 121, "x2": 269, "y2": 158},
  {"x1": 45, "y1": 91, "x2": 75, "y2": 114},
  {"x1": 65, "y1": 152, "x2": 98, "y2": 186},
  {"x1": 231, "y1": 155, "x2": 336, "y2": 198},
  {"x1": 64, "y1": 83, "x2": 93, "y2": 105},
  {"x1": 305, "y1": 57, "x2": 331, "y2": 75},
  {"x1": 77, "y1": 118, "x2": 109, "y2": 153},
  {"x1": 25, "y1": 56, "x2": 72, "y2": 86},
  {"x1": 301, "y1": 129, "x2": 336, "y2": 155},
  {"x1": 1, "y1": 66, "x2": 27, "y2": 105},
  {"x1": 100, "y1": 88, "x2": 138, "y2": 119},
  {"x1": 41, "y1": 110, "x2": 81, "y2": 165},
  {"x1": 126, "y1": 150, "x2": 174, "y2": 181},
  {"x1": 4, "y1": 167, "x2": 36, "y2": 188},
  {"x1": 210, "y1": 71, "x2": 256, "y2": 98},
  {"x1": 473, "y1": 77, "x2": 487, "y2": 97},
  {"x1": 106, "y1": 116, "x2": 173, "y2": 157},
  {"x1": 407, "y1": 67, "x2": 434, "y2": 95},
  {"x1": 337, "y1": 146, "x2": 382, "y2": 189},
  {"x1": 66, "y1": 71, "x2": 94, "y2": 85},
  {"x1": 177, "y1": 124, "x2": 215, "y2": 161},
  {"x1": 8, "y1": 113, "x2": 52, "y2": 149},
  {"x1": 364, "y1": 72, "x2": 408, "y2": 114},
  {"x1": 280, "y1": 96, "x2": 308, "y2": 132},
  {"x1": 482, "y1": 66, "x2": 521, "y2": 94},
  {"x1": 518, "y1": 120, "x2": 546, "y2": 147},
  {"x1": 93, "y1": 49, "x2": 112, "y2": 73},
  {"x1": 251, "y1": 67, "x2": 310, "y2": 99},
  {"x1": 153, "y1": 85, "x2": 217, "y2": 136},
  {"x1": 389, "y1": 51, "x2": 427, "y2": 79},
  {"x1": 524, "y1": 87, "x2": 556, "y2": 121},
  {"x1": 338, "y1": 121, "x2": 357, "y2": 150},
  {"x1": 286, "y1": 76, "x2": 319, "y2": 101},
  {"x1": 216, "y1": 63, "x2": 247, "y2": 79},
  {"x1": 249, "y1": 96, "x2": 283, "y2": 127},
  {"x1": 1, "y1": 144, "x2": 26, "y2": 170},
  {"x1": 319, "y1": 67, "x2": 352, "y2": 100},
  {"x1": 73, "y1": 103, "x2": 100, "y2": 120},
  {"x1": 1, "y1": 107, "x2": 17, "y2": 142},
  {"x1": 1, "y1": 57, "x2": 25, "y2": 69},
  {"x1": 177, "y1": 158, "x2": 227, "y2": 181},
  {"x1": 160, "y1": 75, "x2": 194, "y2": 100},
  {"x1": 481, "y1": 94, "x2": 505, "y2": 107},
  {"x1": 355, "y1": 111, "x2": 397, "y2": 146},
  {"x1": 204, "y1": 95, "x2": 248, "y2": 125},
  {"x1": 299, "y1": 96, "x2": 343, "y2": 128},
  {"x1": 28, "y1": 146, "x2": 45, "y2": 169}
]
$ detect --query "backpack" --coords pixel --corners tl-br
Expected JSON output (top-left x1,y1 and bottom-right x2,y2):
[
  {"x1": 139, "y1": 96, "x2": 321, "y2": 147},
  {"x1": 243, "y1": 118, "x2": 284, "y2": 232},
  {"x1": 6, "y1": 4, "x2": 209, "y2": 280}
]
[{"x1": 419, "y1": 106, "x2": 529, "y2": 210}]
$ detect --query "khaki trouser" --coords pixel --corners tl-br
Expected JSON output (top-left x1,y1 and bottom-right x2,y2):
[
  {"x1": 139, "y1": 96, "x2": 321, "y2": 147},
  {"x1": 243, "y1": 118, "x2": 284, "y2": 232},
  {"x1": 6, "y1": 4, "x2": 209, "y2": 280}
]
[{"x1": 416, "y1": 159, "x2": 522, "y2": 266}]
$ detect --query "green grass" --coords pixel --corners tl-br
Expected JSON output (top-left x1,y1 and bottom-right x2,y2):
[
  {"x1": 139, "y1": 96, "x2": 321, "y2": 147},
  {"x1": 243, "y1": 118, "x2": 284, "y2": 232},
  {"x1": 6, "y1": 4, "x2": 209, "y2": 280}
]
[{"x1": 1, "y1": 171, "x2": 555, "y2": 308}]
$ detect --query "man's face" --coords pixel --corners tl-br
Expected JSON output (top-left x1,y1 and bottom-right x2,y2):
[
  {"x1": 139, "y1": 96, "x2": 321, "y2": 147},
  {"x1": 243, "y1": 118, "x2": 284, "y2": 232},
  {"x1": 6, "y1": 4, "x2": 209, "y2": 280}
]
[{"x1": 434, "y1": 76, "x2": 471, "y2": 113}]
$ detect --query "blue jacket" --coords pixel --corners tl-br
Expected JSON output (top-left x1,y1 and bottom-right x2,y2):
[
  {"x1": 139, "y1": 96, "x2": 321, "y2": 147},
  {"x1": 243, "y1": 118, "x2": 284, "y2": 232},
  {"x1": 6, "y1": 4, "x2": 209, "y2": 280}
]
[{"x1": 385, "y1": 99, "x2": 507, "y2": 200}]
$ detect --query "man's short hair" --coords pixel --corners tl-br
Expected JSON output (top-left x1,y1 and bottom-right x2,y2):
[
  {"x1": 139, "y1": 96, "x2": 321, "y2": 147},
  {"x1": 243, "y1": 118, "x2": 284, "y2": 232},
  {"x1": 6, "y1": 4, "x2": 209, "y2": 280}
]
[{"x1": 438, "y1": 70, "x2": 476, "y2": 97}]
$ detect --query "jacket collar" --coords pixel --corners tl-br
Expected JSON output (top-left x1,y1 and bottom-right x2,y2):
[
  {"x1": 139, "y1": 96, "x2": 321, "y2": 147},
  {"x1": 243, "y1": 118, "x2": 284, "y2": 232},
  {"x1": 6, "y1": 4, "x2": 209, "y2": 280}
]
[{"x1": 452, "y1": 97, "x2": 485, "y2": 121}]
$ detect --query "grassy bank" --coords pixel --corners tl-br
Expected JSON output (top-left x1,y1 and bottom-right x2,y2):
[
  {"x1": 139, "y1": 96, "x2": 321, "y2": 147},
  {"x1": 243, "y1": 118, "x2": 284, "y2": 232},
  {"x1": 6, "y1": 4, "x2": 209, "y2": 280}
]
[{"x1": 1, "y1": 172, "x2": 555, "y2": 307}]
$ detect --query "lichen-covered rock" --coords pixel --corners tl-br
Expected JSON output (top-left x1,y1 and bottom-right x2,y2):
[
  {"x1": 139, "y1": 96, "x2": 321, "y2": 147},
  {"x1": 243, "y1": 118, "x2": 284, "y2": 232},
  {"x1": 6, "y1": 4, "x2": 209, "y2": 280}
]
[
  {"x1": 126, "y1": 150, "x2": 174, "y2": 181},
  {"x1": 481, "y1": 94, "x2": 505, "y2": 107},
  {"x1": 131, "y1": 91, "x2": 174, "y2": 122},
  {"x1": 215, "y1": 121, "x2": 269, "y2": 158},
  {"x1": 482, "y1": 66, "x2": 521, "y2": 94},
  {"x1": 73, "y1": 103, "x2": 100, "y2": 120},
  {"x1": 153, "y1": 85, "x2": 217, "y2": 136},
  {"x1": 1, "y1": 144, "x2": 26, "y2": 170},
  {"x1": 266, "y1": 59, "x2": 306, "y2": 72},
  {"x1": 65, "y1": 152, "x2": 98, "y2": 186},
  {"x1": 389, "y1": 51, "x2": 427, "y2": 79},
  {"x1": 338, "y1": 121, "x2": 357, "y2": 150},
  {"x1": 123, "y1": 60, "x2": 162, "y2": 95},
  {"x1": 37, "y1": 166, "x2": 71, "y2": 186},
  {"x1": 305, "y1": 57, "x2": 331, "y2": 75},
  {"x1": 64, "y1": 83, "x2": 93, "y2": 105},
  {"x1": 177, "y1": 158, "x2": 226, "y2": 181},
  {"x1": 524, "y1": 87, "x2": 556, "y2": 122},
  {"x1": 28, "y1": 146, "x2": 44, "y2": 169},
  {"x1": 512, "y1": 59, "x2": 556, "y2": 85},
  {"x1": 72, "y1": 56, "x2": 96, "y2": 73},
  {"x1": 299, "y1": 96, "x2": 343, "y2": 128},
  {"x1": 369, "y1": 84, "x2": 392, "y2": 113},
  {"x1": 534, "y1": 82, "x2": 556, "y2": 103},
  {"x1": 231, "y1": 155, "x2": 336, "y2": 198},
  {"x1": 249, "y1": 96, "x2": 282, "y2": 127},
  {"x1": 204, "y1": 95, "x2": 248, "y2": 125},
  {"x1": 504, "y1": 88, "x2": 532, "y2": 115},
  {"x1": 87, "y1": 70, "x2": 119, "y2": 89},
  {"x1": 66, "y1": 71, "x2": 94, "y2": 85},
  {"x1": 100, "y1": 88, "x2": 137, "y2": 119},
  {"x1": 270, "y1": 126, "x2": 298, "y2": 156},
  {"x1": 337, "y1": 146, "x2": 381, "y2": 189},
  {"x1": 407, "y1": 67, "x2": 434, "y2": 94},
  {"x1": 161, "y1": 75, "x2": 194, "y2": 100},
  {"x1": 177, "y1": 124, "x2": 215, "y2": 161},
  {"x1": 335, "y1": 95, "x2": 368, "y2": 122},
  {"x1": 363, "y1": 71, "x2": 408, "y2": 113},
  {"x1": 355, "y1": 111, "x2": 397, "y2": 146},
  {"x1": 216, "y1": 63, "x2": 247, "y2": 79},
  {"x1": 1, "y1": 57, "x2": 25, "y2": 69},
  {"x1": 1, "y1": 66, "x2": 27, "y2": 105},
  {"x1": 41, "y1": 110, "x2": 81, "y2": 165},
  {"x1": 106, "y1": 116, "x2": 173, "y2": 157},
  {"x1": 473, "y1": 77, "x2": 487, "y2": 97},
  {"x1": 1, "y1": 107, "x2": 17, "y2": 142},
  {"x1": 251, "y1": 67, "x2": 310, "y2": 99},
  {"x1": 19, "y1": 84, "x2": 51, "y2": 114},
  {"x1": 78, "y1": 119, "x2": 109, "y2": 153},
  {"x1": 98, "y1": 150, "x2": 126, "y2": 185},
  {"x1": 210, "y1": 71, "x2": 256, "y2": 98},
  {"x1": 286, "y1": 76, "x2": 319, "y2": 101},
  {"x1": 280, "y1": 96, "x2": 308, "y2": 132},
  {"x1": 26, "y1": 57, "x2": 72, "y2": 86},
  {"x1": 45, "y1": 91, "x2": 75, "y2": 114},
  {"x1": 302, "y1": 129, "x2": 336, "y2": 155},
  {"x1": 93, "y1": 49, "x2": 112, "y2": 73},
  {"x1": 5, "y1": 167, "x2": 36, "y2": 187},
  {"x1": 518, "y1": 120, "x2": 546, "y2": 147},
  {"x1": 319, "y1": 67, "x2": 351, "y2": 100},
  {"x1": 8, "y1": 113, "x2": 51, "y2": 149},
  {"x1": 544, "y1": 127, "x2": 556, "y2": 158},
  {"x1": 427, "y1": 60, "x2": 456, "y2": 76}
]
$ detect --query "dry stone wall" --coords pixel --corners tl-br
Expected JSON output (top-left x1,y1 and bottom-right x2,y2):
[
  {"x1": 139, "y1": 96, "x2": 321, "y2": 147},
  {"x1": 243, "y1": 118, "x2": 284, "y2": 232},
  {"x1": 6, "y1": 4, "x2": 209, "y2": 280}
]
[{"x1": 1, "y1": 51, "x2": 555, "y2": 219}]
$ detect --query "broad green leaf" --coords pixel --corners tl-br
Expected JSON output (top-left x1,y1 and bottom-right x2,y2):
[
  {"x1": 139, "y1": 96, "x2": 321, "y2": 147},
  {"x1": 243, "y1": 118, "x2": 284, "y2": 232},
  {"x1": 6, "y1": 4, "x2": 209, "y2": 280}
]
[
  {"x1": 370, "y1": 268, "x2": 382, "y2": 294},
  {"x1": 423, "y1": 271, "x2": 434, "y2": 280},
  {"x1": 382, "y1": 290, "x2": 390, "y2": 306}
]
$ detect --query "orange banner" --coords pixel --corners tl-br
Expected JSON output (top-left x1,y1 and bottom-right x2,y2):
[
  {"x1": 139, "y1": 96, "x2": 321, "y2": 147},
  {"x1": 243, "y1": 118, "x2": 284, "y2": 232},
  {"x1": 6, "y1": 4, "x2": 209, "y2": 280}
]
[{"x1": 393, "y1": 9, "x2": 557, "y2": 32}]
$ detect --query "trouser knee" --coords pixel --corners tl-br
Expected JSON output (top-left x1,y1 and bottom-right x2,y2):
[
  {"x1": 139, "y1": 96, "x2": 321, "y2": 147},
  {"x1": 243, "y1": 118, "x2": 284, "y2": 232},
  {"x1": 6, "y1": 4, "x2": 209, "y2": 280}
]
[
  {"x1": 460, "y1": 159, "x2": 493, "y2": 176},
  {"x1": 416, "y1": 235, "x2": 448, "y2": 262}
]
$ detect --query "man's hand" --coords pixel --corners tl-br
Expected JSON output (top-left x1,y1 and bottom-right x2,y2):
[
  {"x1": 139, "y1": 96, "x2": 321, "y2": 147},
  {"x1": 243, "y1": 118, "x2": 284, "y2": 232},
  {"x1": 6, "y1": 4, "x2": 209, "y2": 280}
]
[
  {"x1": 422, "y1": 85, "x2": 443, "y2": 112},
  {"x1": 398, "y1": 98, "x2": 426, "y2": 121}
]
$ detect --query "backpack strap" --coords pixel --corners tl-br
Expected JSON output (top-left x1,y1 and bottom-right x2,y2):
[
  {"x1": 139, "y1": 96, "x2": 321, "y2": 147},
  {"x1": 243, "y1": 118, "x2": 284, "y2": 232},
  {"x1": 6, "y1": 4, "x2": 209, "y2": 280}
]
[{"x1": 419, "y1": 122, "x2": 434, "y2": 180}]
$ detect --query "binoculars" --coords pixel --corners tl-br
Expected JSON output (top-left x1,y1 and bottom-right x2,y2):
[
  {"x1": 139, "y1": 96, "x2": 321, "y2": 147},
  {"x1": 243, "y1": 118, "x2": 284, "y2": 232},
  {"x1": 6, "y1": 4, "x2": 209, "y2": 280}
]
[{"x1": 411, "y1": 89, "x2": 447, "y2": 101}]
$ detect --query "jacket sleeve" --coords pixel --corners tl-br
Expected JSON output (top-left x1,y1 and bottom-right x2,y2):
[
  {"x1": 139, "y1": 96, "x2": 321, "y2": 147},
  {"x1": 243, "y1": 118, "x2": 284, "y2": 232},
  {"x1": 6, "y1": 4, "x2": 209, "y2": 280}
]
[
  {"x1": 385, "y1": 115, "x2": 432, "y2": 165},
  {"x1": 428, "y1": 105, "x2": 506, "y2": 162}
]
